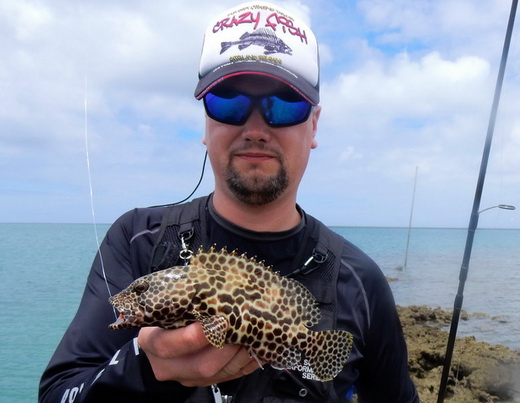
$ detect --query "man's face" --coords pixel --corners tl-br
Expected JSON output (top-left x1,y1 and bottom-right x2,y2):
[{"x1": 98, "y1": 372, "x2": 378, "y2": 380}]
[{"x1": 202, "y1": 75, "x2": 320, "y2": 206}]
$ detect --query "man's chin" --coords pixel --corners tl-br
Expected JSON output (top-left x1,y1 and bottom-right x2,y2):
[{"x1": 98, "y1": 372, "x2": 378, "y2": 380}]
[
  {"x1": 225, "y1": 161, "x2": 289, "y2": 206},
  {"x1": 227, "y1": 177, "x2": 288, "y2": 206}
]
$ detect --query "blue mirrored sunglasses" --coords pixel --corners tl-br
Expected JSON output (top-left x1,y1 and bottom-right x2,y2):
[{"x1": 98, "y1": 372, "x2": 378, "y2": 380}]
[{"x1": 203, "y1": 89, "x2": 313, "y2": 127}]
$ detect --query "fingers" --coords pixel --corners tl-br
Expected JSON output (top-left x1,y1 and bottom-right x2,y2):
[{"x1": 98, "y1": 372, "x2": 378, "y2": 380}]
[
  {"x1": 216, "y1": 347, "x2": 262, "y2": 379},
  {"x1": 183, "y1": 344, "x2": 260, "y2": 386},
  {"x1": 241, "y1": 355, "x2": 266, "y2": 374},
  {"x1": 137, "y1": 324, "x2": 264, "y2": 386},
  {"x1": 138, "y1": 323, "x2": 208, "y2": 358}
]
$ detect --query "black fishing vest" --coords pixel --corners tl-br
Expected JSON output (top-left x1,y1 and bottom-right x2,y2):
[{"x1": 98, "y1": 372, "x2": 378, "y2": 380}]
[{"x1": 148, "y1": 196, "x2": 345, "y2": 402}]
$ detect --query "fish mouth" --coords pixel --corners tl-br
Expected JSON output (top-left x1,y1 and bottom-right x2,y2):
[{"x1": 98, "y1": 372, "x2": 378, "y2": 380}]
[
  {"x1": 109, "y1": 313, "x2": 127, "y2": 330},
  {"x1": 108, "y1": 307, "x2": 147, "y2": 330}
]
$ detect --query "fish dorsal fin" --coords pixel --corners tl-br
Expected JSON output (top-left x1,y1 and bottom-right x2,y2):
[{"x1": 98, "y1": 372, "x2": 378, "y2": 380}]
[
  {"x1": 190, "y1": 246, "x2": 272, "y2": 274},
  {"x1": 239, "y1": 28, "x2": 277, "y2": 40},
  {"x1": 253, "y1": 28, "x2": 277, "y2": 38}
]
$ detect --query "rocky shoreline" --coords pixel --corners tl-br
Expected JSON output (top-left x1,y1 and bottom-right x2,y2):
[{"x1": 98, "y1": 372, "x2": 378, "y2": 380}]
[{"x1": 397, "y1": 305, "x2": 520, "y2": 402}]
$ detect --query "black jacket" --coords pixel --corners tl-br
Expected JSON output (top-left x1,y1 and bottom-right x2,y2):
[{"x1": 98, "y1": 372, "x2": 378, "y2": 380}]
[{"x1": 39, "y1": 196, "x2": 419, "y2": 402}]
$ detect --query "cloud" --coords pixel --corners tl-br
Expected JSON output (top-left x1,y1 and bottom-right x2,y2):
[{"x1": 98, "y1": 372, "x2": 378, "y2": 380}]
[
  {"x1": 324, "y1": 51, "x2": 491, "y2": 123},
  {"x1": 318, "y1": 50, "x2": 494, "y2": 185},
  {"x1": 1, "y1": 0, "x2": 518, "y2": 228}
]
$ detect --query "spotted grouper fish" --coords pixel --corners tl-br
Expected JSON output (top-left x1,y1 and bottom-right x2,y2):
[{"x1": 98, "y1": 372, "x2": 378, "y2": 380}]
[{"x1": 108, "y1": 247, "x2": 353, "y2": 381}]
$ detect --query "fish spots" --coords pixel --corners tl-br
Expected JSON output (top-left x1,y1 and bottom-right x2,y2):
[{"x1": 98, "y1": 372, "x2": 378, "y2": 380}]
[
  {"x1": 229, "y1": 332, "x2": 239, "y2": 343},
  {"x1": 108, "y1": 247, "x2": 353, "y2": 381},
  {"x1": 218, "y1": 293, "x2": 234, "y2": 305},
  {"x1": 220, "y1": 305, "x2": 233, "y2": 315}
]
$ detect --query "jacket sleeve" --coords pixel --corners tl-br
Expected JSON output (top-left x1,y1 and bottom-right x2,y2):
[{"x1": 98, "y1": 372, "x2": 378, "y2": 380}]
[
  {"x1": 336, "y1": 242, "x2": 420, "y2": 403},
  {"x1": 38, "y1": 209, "x2": 194, "y2": 403},
  {"x1": 356, "y1": 271, "x2": 419, "y2": 402}
]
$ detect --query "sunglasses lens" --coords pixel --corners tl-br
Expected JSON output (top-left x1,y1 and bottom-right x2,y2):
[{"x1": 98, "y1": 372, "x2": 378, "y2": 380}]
[
  {"x1": 204, "y1": 90, "x2": 312, "y2": 127},
  {"x1": 204, "y1": 91, "x2": 251, "y2": 125},
  {"x1": 261, "y1": 94, "x2": 312, "y2": 126}
]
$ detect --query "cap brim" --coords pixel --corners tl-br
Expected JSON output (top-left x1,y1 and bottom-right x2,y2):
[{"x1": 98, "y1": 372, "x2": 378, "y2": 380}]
[{"x1": 194, "y1": 61, "x2": 319, "y2": 105}]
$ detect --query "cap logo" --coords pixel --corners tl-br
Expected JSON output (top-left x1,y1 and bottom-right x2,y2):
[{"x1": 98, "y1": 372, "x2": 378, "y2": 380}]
[
  {"x1": 195, "y1": 2, "x2": 320, "y2": 104},
  {"x1": 213, "y1": 10, "x2": 308, "y2": 44},
  {"x1": 221, "y1": 29, "x2": 292, "y2": 56}
]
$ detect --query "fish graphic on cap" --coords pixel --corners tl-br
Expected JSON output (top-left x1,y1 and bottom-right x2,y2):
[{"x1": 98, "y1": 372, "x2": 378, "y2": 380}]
[{"x1": 220, "y1": 29, "x2": 292, "y2": 56}]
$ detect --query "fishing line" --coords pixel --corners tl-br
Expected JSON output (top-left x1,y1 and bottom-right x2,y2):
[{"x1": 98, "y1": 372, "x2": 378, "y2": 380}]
[
  {"x1": 498, "y1": 22, "x2": 519, "y2": 206},
  {"x1": 82, "y1": 19, "x2": 207, "y2": 314},
  {"x1": 83, "y1": 52, "x2": 116, "y2": 319},
  {"x1": 84, "y1": 76, "x2": 207, "y2": 310}
]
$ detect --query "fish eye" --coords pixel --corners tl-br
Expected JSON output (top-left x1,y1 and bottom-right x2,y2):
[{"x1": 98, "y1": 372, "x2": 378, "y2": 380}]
[{"x1": 133, "y1": 281, "x2": 149, "y2": 294}]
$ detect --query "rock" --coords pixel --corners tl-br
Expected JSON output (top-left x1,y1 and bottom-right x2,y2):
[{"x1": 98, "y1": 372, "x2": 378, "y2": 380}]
[{"x1": 397, "y1": 305, "x2": 520, "y2": 403}]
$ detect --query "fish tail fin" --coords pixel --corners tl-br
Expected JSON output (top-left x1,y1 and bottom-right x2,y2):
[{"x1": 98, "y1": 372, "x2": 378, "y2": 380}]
[
  {"x1": 303, "y1": 330, "x2": 353, "y2": 381},
  {"x1": 220, "y1": 42, "x2": 232, "y2": 54}
]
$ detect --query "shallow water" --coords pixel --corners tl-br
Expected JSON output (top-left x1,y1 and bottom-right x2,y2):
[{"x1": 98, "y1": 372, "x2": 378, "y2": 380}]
[{"x1": 1, "y1": 223, "x2": 518, "y2": 402}]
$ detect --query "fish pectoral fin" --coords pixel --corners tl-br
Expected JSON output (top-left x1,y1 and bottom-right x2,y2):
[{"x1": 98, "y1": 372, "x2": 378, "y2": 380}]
[
  {"x1": 192, "y1": 311, "x2": 229, "y2": 349},
  {"x1": 238, "y1": 43, "x2": 251, "y2": 51}
]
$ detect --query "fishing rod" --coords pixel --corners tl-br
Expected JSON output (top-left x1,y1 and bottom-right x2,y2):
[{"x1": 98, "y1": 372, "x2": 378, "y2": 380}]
[
  {"x1": 436, "y1": 1, "x2": 518, "y2": 401},
  {"x1": 403, "y1": 166, "x2": 418, "y2": 269}
]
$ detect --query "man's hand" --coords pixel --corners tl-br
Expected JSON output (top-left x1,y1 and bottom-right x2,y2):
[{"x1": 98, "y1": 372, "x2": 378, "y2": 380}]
[{"x1": 138, "y1": 322, "x2": 263, "y2": 387}]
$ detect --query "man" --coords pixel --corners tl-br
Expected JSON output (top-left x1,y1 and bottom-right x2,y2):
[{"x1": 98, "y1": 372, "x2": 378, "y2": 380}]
[{"x1": 40, "y1": 2, "x2": 419, "y2": 402}]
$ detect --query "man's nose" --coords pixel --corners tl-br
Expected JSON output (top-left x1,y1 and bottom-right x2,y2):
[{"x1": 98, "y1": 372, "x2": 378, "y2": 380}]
[{"x1": 241, "y1": 107, "x2": 271, "y2": 142}]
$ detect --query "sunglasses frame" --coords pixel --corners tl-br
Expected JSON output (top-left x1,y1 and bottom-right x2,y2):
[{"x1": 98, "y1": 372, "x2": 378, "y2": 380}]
[{"x1": 203, "y1": 89, "x2": 313, "y2": 128}]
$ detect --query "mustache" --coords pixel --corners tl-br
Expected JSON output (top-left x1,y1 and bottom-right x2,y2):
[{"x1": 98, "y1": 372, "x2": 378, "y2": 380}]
[{"x1": 230, "y1": 143, "x2": 283, "y2": 159}]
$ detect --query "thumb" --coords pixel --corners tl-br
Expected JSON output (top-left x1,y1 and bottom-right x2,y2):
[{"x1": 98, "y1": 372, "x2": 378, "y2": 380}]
[{"x1": 138, "y1": 322, "x2": 209, "y2": 358}]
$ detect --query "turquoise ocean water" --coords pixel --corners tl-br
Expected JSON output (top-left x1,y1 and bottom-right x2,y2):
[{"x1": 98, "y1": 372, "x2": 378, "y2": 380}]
[{"x1": 1, "y1": 223, "x2": 519, "y2": 402}]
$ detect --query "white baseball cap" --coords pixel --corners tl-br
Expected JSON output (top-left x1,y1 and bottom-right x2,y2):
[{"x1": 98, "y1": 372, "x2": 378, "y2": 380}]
[{"x1": 194, "y1": 1, "x2": 320, "y2": 104}]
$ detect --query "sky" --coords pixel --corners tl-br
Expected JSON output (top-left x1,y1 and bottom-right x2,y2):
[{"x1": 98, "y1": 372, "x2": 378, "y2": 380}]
[{"x1": 1, "y1": 0, "x2": 519, "y2": 228}]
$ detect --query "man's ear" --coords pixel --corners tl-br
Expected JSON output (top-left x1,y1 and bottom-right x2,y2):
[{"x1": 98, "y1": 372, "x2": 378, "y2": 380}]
[{"x1": 311, "y1": 106, "x2": 321, "y2": 149}]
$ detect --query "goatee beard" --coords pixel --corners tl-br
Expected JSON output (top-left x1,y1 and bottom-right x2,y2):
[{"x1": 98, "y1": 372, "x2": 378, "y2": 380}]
[{"x1": 226, "y1": 157, "x2": 289, "y2": 206}]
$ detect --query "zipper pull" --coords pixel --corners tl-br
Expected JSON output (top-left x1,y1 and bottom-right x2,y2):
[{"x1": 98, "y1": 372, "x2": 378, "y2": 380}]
[{"x1": 211, "y1": 384, "x2": 222, "y2": 403}]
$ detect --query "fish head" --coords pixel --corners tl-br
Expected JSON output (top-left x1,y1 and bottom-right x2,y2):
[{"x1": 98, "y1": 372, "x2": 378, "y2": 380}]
[
  {"x1": 108, "y1": 278, "x2": 150, "y2": 329},
  {"x1": 279, "y1": 42, "x2": 292, "y2": 55},
  {"x1": 108, "y1": 268, "x2": 191, "y2": 330}
]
